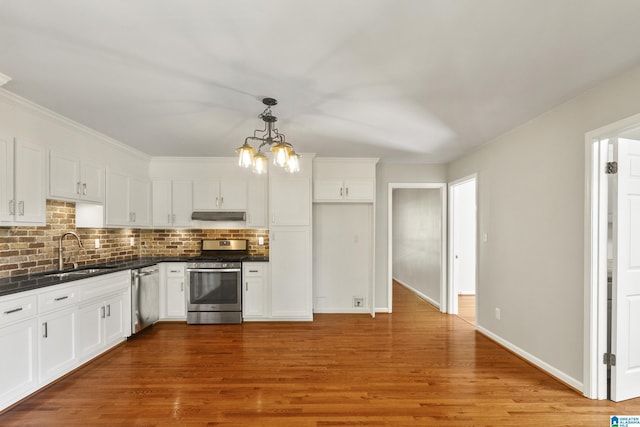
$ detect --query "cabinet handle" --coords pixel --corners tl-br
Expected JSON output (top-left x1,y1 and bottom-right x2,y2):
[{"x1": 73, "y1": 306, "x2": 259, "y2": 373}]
[
  {"x1": 82, "y1": 183, "x2": 87, "y2": 195},
  {"x1": 249, "y1": 270, "x2": 258, "y2": 273},
  {"x1": 340, "y1": 187, "x2": 343, "y2": 197},
  {"x1": 168, "y1": 213, "x2": 171, "y2": 223},
  {"x1": 133, "y1": 212, "x2": 136, "y2": 222},
  {"x1": 107, "y1": 304, "x2": 111, "y2": 317},
  {"x1": 18, "y1": 201, "x2": 24, "y2": 216},
  {"x1": 346, "y1": 187, "x2": 349, "y2": 197},
  {"x1": 215, "y1": 196, "x2": 219, "y2": 207},
  {"x1": 77, "y1": 181, "x2": 82, "y2": 195},
  {"x1": 4, "y1": 307, "x2": 23, "y2": 315},
  {"x1": 101, "y1": 306, "x2": 105, "y2": 318},
  {"x1": 42, "y1": 322, "x2": 48, "y2": 338},
  {"x1": 180, "y1": 282, "x2": 184, "y2": 292},
  {"x1": 54, "y1": 295, "x2": 69, "y2": 302},
  {"x1": 272, "y1": 213, "x2": 276, "y2": 224},
  {"x1": 220, "y1": 196, "x2": 224, "y2": 206},
  {"x1": 245, "y1": 282, "x2": 248, "y2": 292}
]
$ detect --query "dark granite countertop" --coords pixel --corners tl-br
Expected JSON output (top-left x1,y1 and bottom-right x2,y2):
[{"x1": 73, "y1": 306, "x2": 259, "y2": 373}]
[{"x1": 0, "y1": 256, "x2": 269, "y2": 298}]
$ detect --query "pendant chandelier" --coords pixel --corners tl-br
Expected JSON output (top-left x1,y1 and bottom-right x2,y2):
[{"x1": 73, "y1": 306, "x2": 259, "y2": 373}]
[{"x1": 236, "y1": 97, "x2": 300, "y2": 174}]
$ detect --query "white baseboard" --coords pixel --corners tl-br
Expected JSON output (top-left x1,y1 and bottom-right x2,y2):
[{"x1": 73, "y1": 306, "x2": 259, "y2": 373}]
[
  {"x1": 313, "y1": 307, "x2": 370, "y2": 314},
  {"x1": 476, "y1": 325, "x2": 583, "y2": 392}
]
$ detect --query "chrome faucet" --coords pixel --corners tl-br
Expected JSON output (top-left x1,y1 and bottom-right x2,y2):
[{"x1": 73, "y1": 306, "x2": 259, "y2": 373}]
[{"x1": 58, "y1": 232, "x2": 84, "y2": 271}]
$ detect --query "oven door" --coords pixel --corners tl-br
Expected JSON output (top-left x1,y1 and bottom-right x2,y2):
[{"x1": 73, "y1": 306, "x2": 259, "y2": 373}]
[{"x1": 186, "y1": 268, "x2": 242, "y2": 311}]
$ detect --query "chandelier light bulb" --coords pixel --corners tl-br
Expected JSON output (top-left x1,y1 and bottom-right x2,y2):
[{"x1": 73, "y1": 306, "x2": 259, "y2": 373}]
[
  {"x1": 236, "y1": 142, "x2": 255, "y2": 168},
  {"x1": 253, "y1": 151, "x2": 268, "y2": 174}
]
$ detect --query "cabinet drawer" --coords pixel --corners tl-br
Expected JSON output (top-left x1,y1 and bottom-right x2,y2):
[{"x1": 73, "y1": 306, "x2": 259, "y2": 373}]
[
  {"x1": 78, "y1": 272, "x2": 130, "y2": 302},
  {"x1": 243, "y1": 264, "x2": 265, "y2": 276},
  {"x1": 38, "y1": 285, "x2": 78, "y2": 314},
  {"x1": 0, "y1": 295, "x2": 37, "y2": 327},
  {"x1": 165, "y1": 264, "x2": 185, "y2": 277}
]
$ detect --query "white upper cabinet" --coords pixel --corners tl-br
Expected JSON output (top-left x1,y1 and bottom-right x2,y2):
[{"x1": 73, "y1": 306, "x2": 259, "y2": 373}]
[
  {"x1": 105, "y1": 169, "x2": 151, "y2": 227},
  {"x1": 269, "y1": 157, "x2": 312, "y2": 226},
  {"x1": 49, "y1": 151, "x2": 105, "y2": 203},
  {"x1": 192, "y1": 179, "x2": 247, "y2": 211},
  {"x1": 0, "y1": 135, "x2": 14, "y2": 224},
  {"x1": 313, "y1": 158, "x2": 378, "y2": 203},
  {"x1": 0, "y1": 137, "x2": 46, "y2": 225},
  {"x1": 152, "y1": 180, "x2": 192, "y2": 227},
  {"x1": 246, "y1": 176, "x2": 268, "y2": 228}
]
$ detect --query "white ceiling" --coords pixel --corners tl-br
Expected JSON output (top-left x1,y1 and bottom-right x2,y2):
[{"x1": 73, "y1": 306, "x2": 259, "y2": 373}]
[{"x1": 3, "y1": 0, "x2": 640, "y2": 163}]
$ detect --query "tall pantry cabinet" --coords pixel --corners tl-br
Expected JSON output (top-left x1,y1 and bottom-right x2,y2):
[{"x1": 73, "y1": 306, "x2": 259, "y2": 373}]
[{"x1": 268, "y1": 156, "x2": 313, "y2": 321}]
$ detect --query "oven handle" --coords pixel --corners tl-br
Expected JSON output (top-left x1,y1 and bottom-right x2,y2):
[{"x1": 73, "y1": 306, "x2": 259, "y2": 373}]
[{"x1": 186, "y1": 268, "x2": 242, "y2": 273}]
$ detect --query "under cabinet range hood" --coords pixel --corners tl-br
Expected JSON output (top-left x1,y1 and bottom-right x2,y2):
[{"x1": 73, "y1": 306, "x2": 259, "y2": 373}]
[{"x1": 191, "y1": 211, "x2": 246, "y2": 221}]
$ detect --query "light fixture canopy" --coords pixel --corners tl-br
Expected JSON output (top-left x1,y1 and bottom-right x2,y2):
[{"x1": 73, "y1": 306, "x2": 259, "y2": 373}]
[{"x1": 236, "y1": 98, "x2": 299, "y2": 173}]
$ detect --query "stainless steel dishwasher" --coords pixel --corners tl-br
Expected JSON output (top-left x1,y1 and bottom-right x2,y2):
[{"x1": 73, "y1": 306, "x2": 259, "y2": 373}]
[{"x1": 131, "y1": 265, "x2": 159, "y2": 334}]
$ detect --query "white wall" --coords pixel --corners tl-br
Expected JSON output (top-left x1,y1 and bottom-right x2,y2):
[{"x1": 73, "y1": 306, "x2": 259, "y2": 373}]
[
  {"x1": 392, "y1": 188, "x2": 442, "y2": 305},
  {"x1": 0, "y1": 89, "x2": 149, "y2": 177},
  {"x1": 313, "y1": 203, "x2": 372, "y2": 312},
  {"x1": 375, "y1": 163, "x2": 447, "y2": 311},
  {"x1": 447, "y1": 63, "x2": 640, "y2": 390}
]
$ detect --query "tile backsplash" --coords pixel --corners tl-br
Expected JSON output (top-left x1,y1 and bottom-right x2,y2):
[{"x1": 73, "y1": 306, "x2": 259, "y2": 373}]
[{"x1": 0, "y1": 200, "x2": 268, "y2": 278}]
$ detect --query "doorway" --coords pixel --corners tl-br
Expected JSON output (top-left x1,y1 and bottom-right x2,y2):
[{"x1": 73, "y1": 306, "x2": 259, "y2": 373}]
[
  {"x1": 448, "y1": 175, "x2": 477, "y2": 325},
  {"x1": 387, "y1": 183, "x2": 447, "y2": 313},
  {"x1": 585, "y1": 114, "x2": 640, "y2": 402}
]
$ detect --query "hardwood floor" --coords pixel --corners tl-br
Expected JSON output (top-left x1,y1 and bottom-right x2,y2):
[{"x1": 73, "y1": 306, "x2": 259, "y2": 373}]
[
  {"x1": 457, "y1": 294, "x2": 475, "y2": 325},
  {"x1": 2, "y1": 283, "x2": 639, "y2": 426}
]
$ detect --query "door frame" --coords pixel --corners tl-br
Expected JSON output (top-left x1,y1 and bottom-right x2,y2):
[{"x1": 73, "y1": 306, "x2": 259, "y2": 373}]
[
  {"x1": 447, "y1": 174, "x2": 478, "y2": 315},
  {"x1": 387, "y1": 183, "x2": 447, "y2": 314},
  {"x1": 584, "y1": 112, "x2": 640, "y2": 399}
]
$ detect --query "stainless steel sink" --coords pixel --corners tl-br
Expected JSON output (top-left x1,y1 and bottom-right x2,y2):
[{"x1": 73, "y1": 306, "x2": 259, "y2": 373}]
[{"x1": 44, "y1": 267, "x2": 117, "y2": 279}]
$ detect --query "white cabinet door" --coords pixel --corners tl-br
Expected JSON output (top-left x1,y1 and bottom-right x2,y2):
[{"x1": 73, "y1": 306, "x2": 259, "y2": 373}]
[
  {"x1": 313, "y1": 180, "x2": 343, "y2": 201},
  {"x1": 80, "y1": 161, "x2": 105, "y2": 203},
  {"x1": 219, "y1": 180, "x2": 247, "y2": 210},
  {"x1": 246, "y1": 177, "x2": 268, "y2": 228},
  {"x1": 0, "y1": 318, "x2": 38, "y2": 409},
  {"x1": 152, "y1": 180, "x2": 173, "y2": 227},
  {"x1": 270, "y1": 228, "x2": 312, "y2": 320},
  {"x1": 129, "y1": 176, "x2": 150, "y2": 226},
  {"x1": 343, "y1": 179, "x2": 375, "y2": 201},
  {"x1": 106, "y1": 170, "x2": 130, "y2": 226},
  {"x1": 171, "y1": 180, "x2": 193, "y2": 226},
  {"x1": 104, "y1": 292, "x2": 126, "y2": 346},
  {"x1": 192, "y1": 179, "x2": 220, "y2": 210},
  {"x1": 166, "y1": 276, "x2": 186, "y2": 318},
  {"x1": 38, "y1": 306, "x2": 77, "y2": 385},
  {"x1": 77, "y1": 300, "x2": 105, "y2": 361},
  {"x1": 243, "y1": 263, "x2": 268, "y2": 319},
  {"x1": 0, "y1": 136, "x2": 13, "y2": 223},
  {"x1": 49, "y1": 152, "x2": 81, "y2": 200},
  {"x1": 14, "y1": 139, "x2": 46, "y2": 224},
  {"x1": 270, "y1": 177, "x2": 311, "y2": 226}
]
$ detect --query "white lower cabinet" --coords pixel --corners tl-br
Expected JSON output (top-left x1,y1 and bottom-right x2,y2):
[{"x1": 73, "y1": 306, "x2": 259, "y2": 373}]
[
  {"x1": 0, "y1": 270, "x2": 131, "y2": 412},
  {"x1": 0, "y1": 318, "x2": 38, "y2": 409},
  {"x1": 77, "y1": 291, "x2": 127, "y2": 362},
  {"x1": 242, "y1": 263, "x2": 269, "y2": 320},
  {"x1": 38, "y1": 306, "x2": 77, "y2": 385},
  {"x1": 160, "y1": 263, "x2": 186, "y2": 320},
  {"x1": 270, "y1": 227, "x2": 312, "y2": 320}
]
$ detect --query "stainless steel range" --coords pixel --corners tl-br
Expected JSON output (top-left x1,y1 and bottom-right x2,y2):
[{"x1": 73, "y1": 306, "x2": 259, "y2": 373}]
[{"x1": 186, "y1": 239, "x2": 247, "y2": 324}]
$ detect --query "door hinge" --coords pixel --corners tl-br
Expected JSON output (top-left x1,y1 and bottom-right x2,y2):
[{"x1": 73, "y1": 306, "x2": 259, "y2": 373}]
[
  {"x1": 606, "y1": 161, "x2": 618, "y2": 174},
  {"x1": 603, "y1": 353, "x2": 617, "y2": 366}
]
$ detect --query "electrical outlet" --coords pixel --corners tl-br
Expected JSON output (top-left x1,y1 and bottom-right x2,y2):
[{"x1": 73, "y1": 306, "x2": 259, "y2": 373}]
[
  {"x1": 258, "y1": 236, "x2": 264, "y2": 245},
  {"x1": 94, "y1": 238, "x2": 100, "y2": 249},
  {"x1": 353, "y1": 297, "x2": 365, "y2": 308},
  {"x1": 130, "y1": 237, "x2": 135, "y2": 246},
  {"x1": 495, "y1": 308, "x2": 501, "y2": 320}
]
